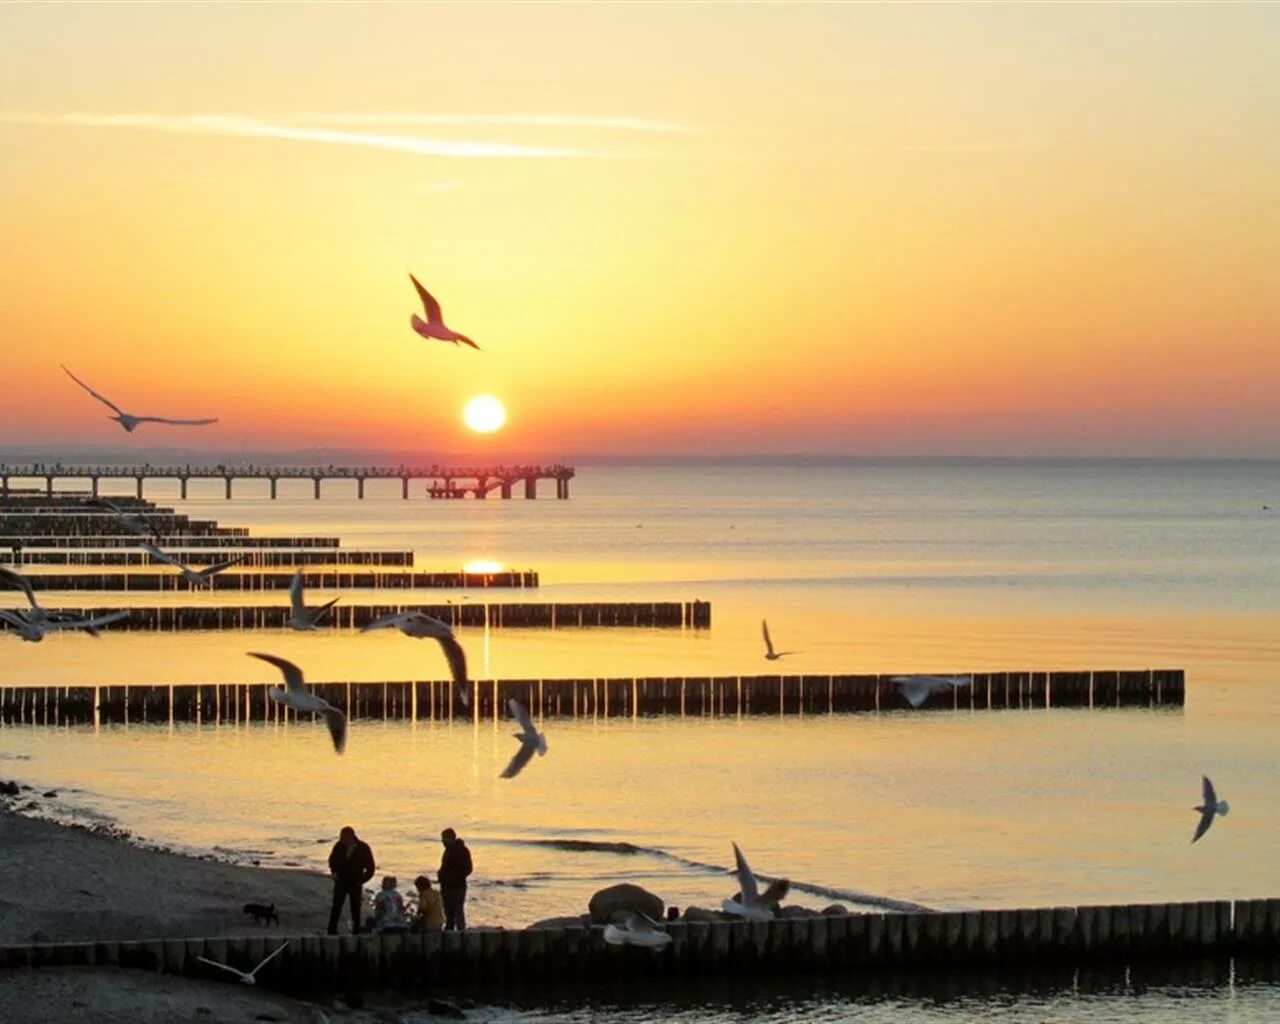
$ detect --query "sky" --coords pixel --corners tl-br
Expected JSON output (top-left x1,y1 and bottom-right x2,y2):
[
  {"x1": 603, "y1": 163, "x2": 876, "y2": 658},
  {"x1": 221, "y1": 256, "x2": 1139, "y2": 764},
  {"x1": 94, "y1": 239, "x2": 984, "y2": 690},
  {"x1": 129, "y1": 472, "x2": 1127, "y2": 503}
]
[{"x1": 1, "y1": 3, "x2": 1278, "y2": 458}]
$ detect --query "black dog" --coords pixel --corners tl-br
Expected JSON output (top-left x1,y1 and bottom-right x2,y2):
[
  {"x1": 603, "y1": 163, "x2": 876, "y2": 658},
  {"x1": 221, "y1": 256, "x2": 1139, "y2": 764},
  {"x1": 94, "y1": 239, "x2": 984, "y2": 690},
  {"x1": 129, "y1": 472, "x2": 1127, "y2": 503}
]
[{"x1": 242, "y1": 902, "x2": 279, "y2": 926}]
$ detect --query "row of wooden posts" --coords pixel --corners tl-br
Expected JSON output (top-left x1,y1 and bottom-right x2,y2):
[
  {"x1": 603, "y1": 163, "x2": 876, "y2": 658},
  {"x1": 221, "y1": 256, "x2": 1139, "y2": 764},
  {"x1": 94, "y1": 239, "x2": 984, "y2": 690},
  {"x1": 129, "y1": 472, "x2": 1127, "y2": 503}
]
[
  {"x1": 0, "y1": 669, "x2": 1183, "y2": 726},
  {"x1": 0, "y1": 515, "x2": 227, "y2": 537},
  {"x1": 0, "y1": 600, "x2": 712, "y2": 634},
  {"x1": 0, "y1": 899, "x2": 1275, "y2": 992},
  {"x1": 3, "y1": 570, "x2": 540, "y2": 591},
  {"x1": 0, "y1": 534, "x2": 332, "y2": 549}
]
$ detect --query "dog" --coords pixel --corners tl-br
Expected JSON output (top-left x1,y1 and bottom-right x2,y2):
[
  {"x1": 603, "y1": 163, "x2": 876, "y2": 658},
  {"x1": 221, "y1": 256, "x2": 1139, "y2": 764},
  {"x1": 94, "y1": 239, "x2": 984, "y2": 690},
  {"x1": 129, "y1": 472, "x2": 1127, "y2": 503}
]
[{"x1": 242, "y1": 901, "x2": 279, "y2": 926}]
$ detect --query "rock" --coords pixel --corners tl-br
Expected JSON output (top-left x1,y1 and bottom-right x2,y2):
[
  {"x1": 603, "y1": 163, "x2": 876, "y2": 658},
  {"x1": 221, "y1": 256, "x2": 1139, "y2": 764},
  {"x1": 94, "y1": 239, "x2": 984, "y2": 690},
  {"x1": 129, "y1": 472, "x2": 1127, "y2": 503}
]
[
  {"x1": 253, "y1": 1014, "x2": 287, "y2": 1023},
  {"x1": 681, "y1": 906, "x2": 724, "y2": 922},
  {"x1": 779, "y1": 905, "x2": 818, "y2": 918},
  {"x1": 526, "y1": 915, "x2": 591, "y2": 929},
  {"x1": 194, "y1": 1009, "x2": 212, "y2": 1017},
  {"x1": 0, "y1": 781, "x2": 18, "y2": 797},
  {"x1": 587, "y1": 883, "x2": 663, "y2": 925},
  {"x1": 427, "y1": 997, "x2": 467, "y2": 1019},
  {"x1": 821, "y1": 904, "x2": 850, "y2": 916},
  {"x1": 42, "y1": 790, "x2": 58, "y2": 798}
]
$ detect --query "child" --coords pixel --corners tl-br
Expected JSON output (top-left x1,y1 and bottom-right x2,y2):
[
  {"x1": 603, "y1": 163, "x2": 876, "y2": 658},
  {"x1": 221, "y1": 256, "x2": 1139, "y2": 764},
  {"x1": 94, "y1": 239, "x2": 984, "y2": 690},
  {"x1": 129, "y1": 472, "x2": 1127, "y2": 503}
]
[
  {"x1": 413, "y1": 874, "x2": 445, "y2": 931},
  {"x1": 372, "y1": 875, "x2": 408, "y2": 933}
]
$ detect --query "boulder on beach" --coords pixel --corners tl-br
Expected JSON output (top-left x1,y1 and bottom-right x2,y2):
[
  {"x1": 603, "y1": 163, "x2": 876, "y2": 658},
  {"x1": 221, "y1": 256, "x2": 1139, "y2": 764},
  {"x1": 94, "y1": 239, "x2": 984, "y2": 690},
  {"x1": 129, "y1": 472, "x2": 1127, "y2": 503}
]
[
  {"x1": 821, "y1": 904, "x2": 851, "y2": 916},
  {"x1": 779, "y1": 905, "x2": 819, "y2": 919},
  {"x1": 588, "y1": 883, "x2": 663, "y2": 925},
  {"x1": 681, "y1": 906, "x2": 724, "y2": 922},
  {"x1": 526, "y1": 914, "x2": 592, "y2": 930}
]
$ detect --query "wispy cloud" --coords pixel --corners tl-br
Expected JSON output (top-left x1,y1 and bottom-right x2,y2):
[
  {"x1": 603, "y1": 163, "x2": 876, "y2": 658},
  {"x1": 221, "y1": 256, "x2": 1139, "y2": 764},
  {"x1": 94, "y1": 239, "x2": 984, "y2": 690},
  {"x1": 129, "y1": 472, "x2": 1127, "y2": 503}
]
[
  {"x1": 0, "y1": 113, "x2": 627, "y2": 158},
  {"x1": 287, "y1": 112, "x2": 695, "y2": 133}
]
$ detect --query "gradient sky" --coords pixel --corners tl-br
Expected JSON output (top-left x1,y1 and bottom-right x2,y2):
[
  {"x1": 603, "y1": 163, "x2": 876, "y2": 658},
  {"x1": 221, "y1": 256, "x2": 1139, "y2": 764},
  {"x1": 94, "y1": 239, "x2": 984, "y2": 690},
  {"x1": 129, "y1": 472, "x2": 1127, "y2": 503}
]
[{"x1": 2, "y1": 4, "x2": 1278, "y2": 457}]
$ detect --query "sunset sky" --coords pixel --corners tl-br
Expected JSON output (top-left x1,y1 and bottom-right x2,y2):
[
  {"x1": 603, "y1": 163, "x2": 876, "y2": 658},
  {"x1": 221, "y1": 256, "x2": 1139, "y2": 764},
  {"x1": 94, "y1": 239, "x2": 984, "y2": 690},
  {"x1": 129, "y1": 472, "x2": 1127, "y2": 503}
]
[{"x1": 1, "y1": 4, "x2": 1278, "y2": 457}]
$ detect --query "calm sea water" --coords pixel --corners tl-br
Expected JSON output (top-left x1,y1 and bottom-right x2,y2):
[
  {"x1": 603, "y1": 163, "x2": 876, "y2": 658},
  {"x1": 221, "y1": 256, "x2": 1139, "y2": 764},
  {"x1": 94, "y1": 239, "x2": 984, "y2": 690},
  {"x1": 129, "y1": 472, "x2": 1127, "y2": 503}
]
[{"x1": 5, "y1": 460, "x2": 1280, "y2": 1020}]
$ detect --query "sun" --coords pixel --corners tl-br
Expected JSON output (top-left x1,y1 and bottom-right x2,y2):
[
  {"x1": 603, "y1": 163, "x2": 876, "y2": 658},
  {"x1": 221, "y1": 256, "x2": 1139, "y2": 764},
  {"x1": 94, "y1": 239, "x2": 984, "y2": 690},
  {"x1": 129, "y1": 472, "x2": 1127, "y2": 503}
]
[{"x1": 462, "y1": 395, "x2": 506, "y2": 433}]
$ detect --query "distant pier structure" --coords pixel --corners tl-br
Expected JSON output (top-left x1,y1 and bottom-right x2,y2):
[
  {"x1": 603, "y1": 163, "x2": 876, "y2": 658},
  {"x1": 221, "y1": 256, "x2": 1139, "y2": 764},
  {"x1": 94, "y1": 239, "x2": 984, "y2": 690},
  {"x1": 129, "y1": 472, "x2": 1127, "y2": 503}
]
[{"x1": 0, "y1": 463, "x2": 576, "y2": 501}]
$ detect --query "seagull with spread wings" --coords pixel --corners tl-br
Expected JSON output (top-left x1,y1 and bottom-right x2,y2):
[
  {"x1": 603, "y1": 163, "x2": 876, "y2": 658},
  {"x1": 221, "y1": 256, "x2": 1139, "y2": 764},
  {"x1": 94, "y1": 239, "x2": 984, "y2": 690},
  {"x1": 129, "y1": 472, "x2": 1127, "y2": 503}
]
[
  {"x1": 500, "y1": 698, "x2": 547, "y2": 779},
  {"x1": 61, "y1": 364, "x2": 218, "y2": 433},
  {"x1": 248, "y1": 653, "x2": 347, "y2": 754},
  {"x1": 722, "y1": 842, "x2": 789, "y2": 921},
  {"x1": 361, "y1": 610, "x2": 471, "y2": 709},
  {"x1": 86, "y1": 497, "x2": 163, "y2": 542},
  {"x1": 0, "y1": 608, "x2": 129, "y2": 643},
  {"x1": 1192, "y1": 775, "x2": 1229, "y2": 844},
  {"x1": 196, "y1": 940, "x2": 289, "y2": 986},
  {"x1": 603, "y1": 911, "x2": 672, "y2": 949},
  {"x1": 761, "y1": 619, "x2": 797, "y2": 661},
  {"x1": 0, "y1": 567, "x2": 53, "y2": 624},
  {"x1": 141, "y1": 542, "x2": 245, "y2": 587},
  {"x1": 408, "y1": 274, "x2": 479, "y2": 350},
  {"x1": 287, "y1": 570, "x2": 338, "y2": 631}
]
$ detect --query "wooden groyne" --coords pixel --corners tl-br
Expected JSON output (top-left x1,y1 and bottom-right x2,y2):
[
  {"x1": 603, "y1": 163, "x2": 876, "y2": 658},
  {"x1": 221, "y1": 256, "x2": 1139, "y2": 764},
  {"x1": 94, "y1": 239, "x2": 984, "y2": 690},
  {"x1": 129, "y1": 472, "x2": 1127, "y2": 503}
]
[
  {"x1": 0, "y1": 668, "x2": 1182, "y2": 726},
  {"x1": 0, "y1": 550, "x2": 415, "y2": 568},
  {"x1": 0, "y1": 898, "x2": 1272, "y2": 991},
  {"x1": 0, "y1": 515, "x2": 228, "y2": 538},
  {"x1": 0, "y1": 600, "x2": 711, "y2": 635},
  {"x1": 1, "y1": 570, "x2": 539, "y2": 591},
  {"x1": 0, "y1": 462, "x2": 577, "y2": 500}
]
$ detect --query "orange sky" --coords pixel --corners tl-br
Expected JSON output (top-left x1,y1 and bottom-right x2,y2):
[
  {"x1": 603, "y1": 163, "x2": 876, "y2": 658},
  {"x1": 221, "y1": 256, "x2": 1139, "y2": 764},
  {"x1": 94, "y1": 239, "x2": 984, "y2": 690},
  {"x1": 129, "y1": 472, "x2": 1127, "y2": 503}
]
[{"x1": 1, "y1": 4, "x2": 1278, "y2": 457}]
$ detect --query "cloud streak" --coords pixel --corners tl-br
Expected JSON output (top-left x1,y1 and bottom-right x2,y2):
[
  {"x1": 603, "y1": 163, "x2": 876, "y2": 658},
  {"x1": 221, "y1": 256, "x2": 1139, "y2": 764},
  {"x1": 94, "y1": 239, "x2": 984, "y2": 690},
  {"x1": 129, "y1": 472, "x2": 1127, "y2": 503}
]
[
  {"x1": 0, "y1": 112, "x2": 627, "y2": 158},
  {"x1": 287, "y1": 112, "x2": 694, "y2": 133}
]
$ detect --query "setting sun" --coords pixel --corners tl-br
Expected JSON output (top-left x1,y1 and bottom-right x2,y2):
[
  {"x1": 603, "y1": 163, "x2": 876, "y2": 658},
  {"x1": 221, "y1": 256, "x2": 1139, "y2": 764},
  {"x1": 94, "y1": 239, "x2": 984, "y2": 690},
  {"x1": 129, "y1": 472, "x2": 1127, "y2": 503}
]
[{"x1": 463, "y1": 395, "x2": 506, "y2": 433}]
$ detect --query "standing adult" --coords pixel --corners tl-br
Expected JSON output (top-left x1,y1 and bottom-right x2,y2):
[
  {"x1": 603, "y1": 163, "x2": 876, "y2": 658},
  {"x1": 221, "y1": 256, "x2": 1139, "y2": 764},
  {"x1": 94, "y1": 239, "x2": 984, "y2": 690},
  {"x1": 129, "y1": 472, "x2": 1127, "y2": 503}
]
[
  {"x1": 328, "y1": 825, "x2": 376, "y2": 935},
  {"x1": 437, "y1": 827, "x2": 473, "y2": 931}
]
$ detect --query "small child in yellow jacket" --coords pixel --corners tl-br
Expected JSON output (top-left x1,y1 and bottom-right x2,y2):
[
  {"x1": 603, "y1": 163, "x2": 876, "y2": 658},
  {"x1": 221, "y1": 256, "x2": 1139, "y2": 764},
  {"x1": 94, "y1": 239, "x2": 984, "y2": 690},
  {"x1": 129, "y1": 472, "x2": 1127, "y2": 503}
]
[{"x1": 414, "y1": 874, "x2": 445, "y2": 931}]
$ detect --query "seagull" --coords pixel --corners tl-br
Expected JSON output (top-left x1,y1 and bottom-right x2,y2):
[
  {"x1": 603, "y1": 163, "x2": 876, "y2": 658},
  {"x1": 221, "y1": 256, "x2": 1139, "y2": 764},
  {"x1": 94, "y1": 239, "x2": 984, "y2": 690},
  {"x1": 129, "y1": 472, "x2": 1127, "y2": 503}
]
[
  {"x1": 722, "y1": 842, "x2": 789, "y2": 921},
  {"x1": 85, "y1": 497, "x2": 162, "y2": 542},
  {"x1": 1192, "y1": 775, "x2": 1229, "y2": 843},
  {"x1": 603, "y1": 911, "x2": 672, "y2": 949},
  {"x1": 196, "y1": 940, "x2": 289, "y2": 986},
  {"x1": 61, "y1": 364, "x2": 218, "y2": 433},
  {"x1": 890, "y1": 674, "x2": 971, "y2": 709},
  {"x1": 248, "y1": 653, "x2": 347, "y2": 754},
  {"x1": 0, "y1": 608, "x2": 129, "y2": 643},
  {"x1": 361, "y1": 610, "x2": 471, "y2": 709},
  {"x1": 408, "y1": 274, "x2": 479, "y2": 350},
  {"x1": 500, "y1": 698, "x2": 547, "y2": 779},
  {"x1": 141, "y1": 542, "x2": 245, "y2": 587},
  {"x1": 0, "y1": 567, "x2": 52, "y2": 624},
  {"x1": 287, "y1": 570, "x2": 338, "y2": 631},
  {"x1": 761, "y1": 619, "x2": 797, "y2": 661}
]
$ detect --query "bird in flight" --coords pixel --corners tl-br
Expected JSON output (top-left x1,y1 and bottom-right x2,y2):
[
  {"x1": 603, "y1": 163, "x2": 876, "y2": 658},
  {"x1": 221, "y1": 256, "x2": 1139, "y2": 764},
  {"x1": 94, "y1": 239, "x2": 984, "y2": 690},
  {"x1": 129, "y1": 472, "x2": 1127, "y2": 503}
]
[
  {"x1": 0, "y1": 567, "x2": 54, "y2": 624},
  {"x1": 85, "y1": 497, "x2": 163, "y2": 542},
  {"x1": 722, "y1": 842, "x2": 789, "y2": 921},
  {"x1": 0, "y1": 608, "x2": 129, "y2": 643},
  {"x1": 196, "y1": 940, "x2": 290, "y2": 986},
  {"x1": 248, "y1": 653, "x2": 347, "y2": 754},
  {"x1": 61, "y1": 365, "x2": 218, "y2": 433},
  {"x1": 890, "y1": 674, "x2": 971, "y2": 709},
  {"x1": 141, "y1": 543, "x2": 245, "y2": 587},
  {"x1": 286, "y1": 570, "x2": 338, "y2": 631},
  {"x1": 500, "y1": 698, "x2": 547, "y2": 779},
  {"x1": 361, "y1": 610, "x2": 471, "y2": 709},
  {"x1": 761, "y1": 619, "x2": 797, "y2": 661},
  {"x1": 1192, "y1": 775, "x2": 1229, "y2": 843},
  {"x1": 408, "y1": 274, "x2": 479, "y2": 350}
]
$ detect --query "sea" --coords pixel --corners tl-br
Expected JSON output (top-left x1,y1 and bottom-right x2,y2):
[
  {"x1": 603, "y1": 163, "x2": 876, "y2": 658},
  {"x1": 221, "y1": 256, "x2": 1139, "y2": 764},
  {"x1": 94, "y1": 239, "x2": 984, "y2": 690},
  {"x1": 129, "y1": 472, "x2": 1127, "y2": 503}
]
[{"x1": 5, "y1": 458, "x2": 1280, "y2": 1022}]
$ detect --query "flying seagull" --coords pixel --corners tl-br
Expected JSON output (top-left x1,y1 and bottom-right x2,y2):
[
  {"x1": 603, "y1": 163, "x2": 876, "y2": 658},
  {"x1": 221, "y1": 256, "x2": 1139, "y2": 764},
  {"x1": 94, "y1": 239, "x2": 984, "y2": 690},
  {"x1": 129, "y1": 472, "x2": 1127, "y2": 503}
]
[
  {"x1": 141, "y1": 543, "x2": 245, "y2": 587},
  {"x1": 890, "y1": 674, "x2": 971, "y2": 709},
  {"x1": 0, "y1": 567, "x2": 52, "y2": 624},
  {"x1": 722, "y1": 842, "x2": 789, "y2": 921},
  {"x1": 0, "y1": 608, "x2": 129, "y2": 643},
  {"x1": 85, "y1": 497, "x2": 163, "y2": 542},
  {"x1": 603, "y1": 911, "x2": 672, "y2": 949},
  {"x1": 61, "y1": 364, "x2": 218, "y2": 433},
  {"x1": 361, "y1": 610, "x2": 471, "y2": 709},
  {"x1": 761, "y1": 619, "x2": 797, "y2": 661},
  {"x1": 409, "y1": 274, "x2": 479, "y2": 350},
  {"x1": 1192, "y1": 775, "x2": 1229, "y2": 844},
  {"x1": 248, "y1": 653, "x2": 347, "y2": 754},
  {"x1": 500, "y1": 698, "x2": 547, "y2": 779},
  {"x1": 196, "y1": 940, "x2": 290, "y2": 986},
  {"x1": 287, "y1": 570, "x2": 338, "y2": 631}
]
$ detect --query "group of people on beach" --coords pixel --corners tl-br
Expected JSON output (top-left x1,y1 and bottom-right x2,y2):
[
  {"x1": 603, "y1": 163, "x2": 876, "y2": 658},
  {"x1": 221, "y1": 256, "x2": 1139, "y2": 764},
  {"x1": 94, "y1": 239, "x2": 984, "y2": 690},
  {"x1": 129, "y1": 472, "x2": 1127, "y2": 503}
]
[{"x1": 326, "y1": 825, "x2": 473, "y2": 935}]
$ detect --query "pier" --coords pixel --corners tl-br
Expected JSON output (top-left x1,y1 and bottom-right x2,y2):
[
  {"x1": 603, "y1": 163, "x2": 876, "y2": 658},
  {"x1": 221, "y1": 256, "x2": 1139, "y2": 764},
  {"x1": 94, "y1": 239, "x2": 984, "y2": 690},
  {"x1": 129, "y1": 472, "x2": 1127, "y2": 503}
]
[
  {"x1": 0, "y1": 668, "x2": 1181, "y2": 726},
  {"x1": 0, "y1": 463, "x2": 576, "y2": 500},
  {"x1": 0, "y1": 896, "x2": 1273, "y2": 994}
]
